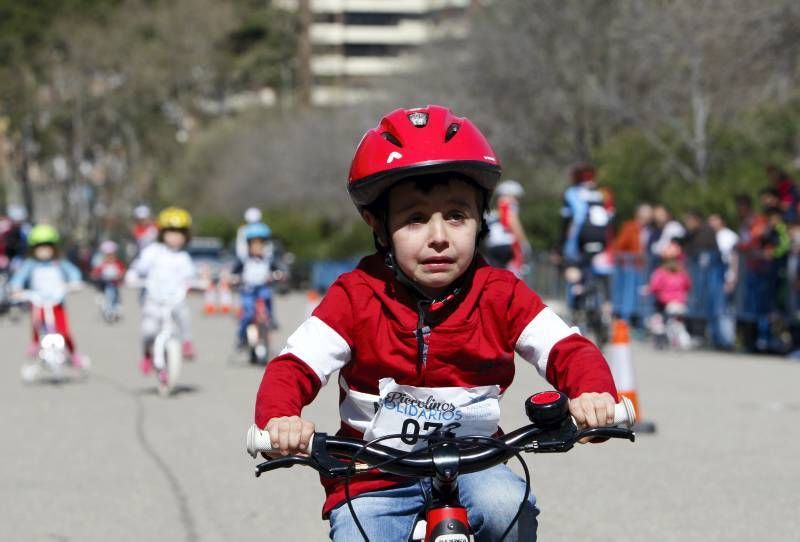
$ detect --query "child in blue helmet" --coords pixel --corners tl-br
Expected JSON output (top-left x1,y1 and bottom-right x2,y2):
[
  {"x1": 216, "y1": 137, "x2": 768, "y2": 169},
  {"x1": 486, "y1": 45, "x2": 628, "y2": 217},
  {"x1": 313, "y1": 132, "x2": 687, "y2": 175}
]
[{"x1": 232, "y1": 222, "x2": 277, "y2": 349}]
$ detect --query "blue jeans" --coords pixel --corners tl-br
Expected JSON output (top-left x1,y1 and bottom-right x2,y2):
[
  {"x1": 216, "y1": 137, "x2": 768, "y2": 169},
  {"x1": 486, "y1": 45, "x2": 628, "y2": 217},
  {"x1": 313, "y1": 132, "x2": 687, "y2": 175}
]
[
  {"x1": 237, "y1": 285, "x2": 273, "y2": 344},
  {"x1": 102, "y1": 282, "x2": 120, "y2": 308},
  {"x1": 329, "y1": 464, "x2": 539, "y2": 541}
]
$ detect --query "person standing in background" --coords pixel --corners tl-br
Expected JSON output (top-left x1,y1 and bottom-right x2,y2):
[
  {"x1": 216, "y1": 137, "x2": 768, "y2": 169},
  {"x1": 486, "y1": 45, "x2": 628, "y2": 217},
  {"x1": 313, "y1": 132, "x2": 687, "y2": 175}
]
[
  {"x1": 131, "y1": 205, "x2": 158, "y2": 254},
  {"x1": 766, "y1": 164, "x2": 798, "y2": 221},
  {"x1": 610, "y1": 203, "x2": 653, "y2": 324},
  {"x1": 708, "y1": 214, "x2": 739, "y2": 350},
  {"x1": 649, "y1": 205, "x2": 685, "y2": 264},
  {"x1": 484, "y1": 179, "x2": 530, "y2": 278},
  {"x1": 681, "y1": 210, "x2": 726, "y2": 349},
  {"x1": 734, "y1": 194, "x2": 766, "y2": 351}
]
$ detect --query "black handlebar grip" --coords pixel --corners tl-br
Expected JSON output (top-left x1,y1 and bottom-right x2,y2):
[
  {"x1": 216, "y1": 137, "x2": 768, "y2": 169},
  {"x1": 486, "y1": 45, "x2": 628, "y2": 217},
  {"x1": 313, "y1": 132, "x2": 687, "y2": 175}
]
[{"x1": 525, "y1": 391, "x2": 569, "y2": 427}]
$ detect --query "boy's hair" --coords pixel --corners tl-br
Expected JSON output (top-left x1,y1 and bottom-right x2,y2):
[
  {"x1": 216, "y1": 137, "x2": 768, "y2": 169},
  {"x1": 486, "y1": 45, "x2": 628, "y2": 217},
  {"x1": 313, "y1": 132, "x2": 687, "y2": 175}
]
[{"x1": 364, "y1": 173, "x2": 489, "y2": 250}]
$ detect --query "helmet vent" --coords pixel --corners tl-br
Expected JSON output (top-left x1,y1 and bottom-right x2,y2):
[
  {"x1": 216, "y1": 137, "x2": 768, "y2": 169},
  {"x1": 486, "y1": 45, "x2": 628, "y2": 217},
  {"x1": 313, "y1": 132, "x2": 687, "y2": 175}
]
[
  {"x1": 408, "y1": 111, "x2": 428, "y2": 127},
  {"x1": 444, "y1": 123, "x2": 460, "y2": 142},
  {"x1": 381, "y1": 132, "x2": 403, "y2": 147}
]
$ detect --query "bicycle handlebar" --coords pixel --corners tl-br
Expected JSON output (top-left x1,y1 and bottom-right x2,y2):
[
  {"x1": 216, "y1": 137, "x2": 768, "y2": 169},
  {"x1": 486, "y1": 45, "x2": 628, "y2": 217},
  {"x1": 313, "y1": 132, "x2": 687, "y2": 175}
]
[
  {"x1": 246, "y1": 397, "x2": 636, "y2": 479},
  {"x1": 247, "y1": 397, "x2": 635, "y2": 458}
]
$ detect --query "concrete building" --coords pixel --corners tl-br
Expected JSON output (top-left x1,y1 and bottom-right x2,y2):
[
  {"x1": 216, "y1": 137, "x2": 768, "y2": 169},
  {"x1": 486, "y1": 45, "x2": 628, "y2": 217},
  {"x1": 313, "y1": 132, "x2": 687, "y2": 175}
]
[{"x1": 278, "y1": 0, "x2": 473, "y2": 106}]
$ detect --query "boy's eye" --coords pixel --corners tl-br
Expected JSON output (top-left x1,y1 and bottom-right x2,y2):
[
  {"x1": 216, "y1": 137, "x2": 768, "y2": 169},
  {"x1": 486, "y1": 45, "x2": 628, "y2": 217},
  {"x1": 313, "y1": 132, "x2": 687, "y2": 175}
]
[
  {"x1": 407, "y1": 213, "x2": 426, "y2": 224},
  {"x1": 448, "y1": 211, "x2": 467, "y2": 221}
]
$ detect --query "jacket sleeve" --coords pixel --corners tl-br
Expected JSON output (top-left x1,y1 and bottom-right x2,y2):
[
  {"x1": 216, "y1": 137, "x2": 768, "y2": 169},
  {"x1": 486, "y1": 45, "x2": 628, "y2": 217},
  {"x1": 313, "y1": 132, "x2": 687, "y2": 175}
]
[
  {"x1": 129, "y1": 245, "x2": 153, "y2": 278},
  {"x1": 60, "y1": 260, "x2": 82, "y2": 283},
  {"x1": 254, "y1": 279, "x2": 355, "y2": 427},
  {"x1": 509, "y1": 280, "x2": 617, "y2": 399},
  {"x1": 9, "y1": 259, "x2": 34, "y2": 290}
]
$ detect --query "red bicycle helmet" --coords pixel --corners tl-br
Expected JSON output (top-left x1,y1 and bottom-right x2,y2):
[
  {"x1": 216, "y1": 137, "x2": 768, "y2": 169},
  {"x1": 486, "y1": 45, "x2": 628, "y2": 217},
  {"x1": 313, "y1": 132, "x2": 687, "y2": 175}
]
[{"x1": 347, "y1": 105, "x2": 502, "y2": 208}]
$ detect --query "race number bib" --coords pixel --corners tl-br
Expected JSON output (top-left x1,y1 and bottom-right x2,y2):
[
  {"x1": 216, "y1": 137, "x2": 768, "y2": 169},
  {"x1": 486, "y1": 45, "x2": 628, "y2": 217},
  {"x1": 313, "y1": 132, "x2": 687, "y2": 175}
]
[{"x1": 363, "y1": 378, "x2": 502, "y2": 451}]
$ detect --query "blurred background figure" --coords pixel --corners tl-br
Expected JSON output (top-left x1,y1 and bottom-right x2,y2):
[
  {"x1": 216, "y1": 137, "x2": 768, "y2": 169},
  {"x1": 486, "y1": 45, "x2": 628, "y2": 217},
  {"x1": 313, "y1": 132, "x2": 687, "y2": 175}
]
[
  {"x1": 2, "y1": 204, "x2": 32, "y2": 273},
  {"x1": 766, "y1": 164, "x2": 798, "y2": 221},
  {"x1": 680, "y1": 210, "x2": 724, "y2": 348},
  {"x1": 708, "y1": 214, "x2": 739, "y2": 349},
  {"x1": 649, "y1": 205, "x2": 685, "y2": 266},
  {"x1": 559, "y1": 165, "x2": 614, "y2": 323},
  {"x1": 236, "y1": 207, "x2": 266, "y2": 261},
  {"x1": 645, "y1": 241, "x2": 692, "y2": 350},
  {"x1": 484, "y1": 179, "x2": 530, "y2": 278},
  {"x1": 131, "y1": 205, "x2": 158, "y2": 256},
  {"x1": 90, "y1": 240, "x2": 126, "y2": 323},
  {"x1": 610, "y1": 203, "x2": 653, "y2": 324},
  {"x1": 9, "y1": 224, "x2": 87, "y2": 368}
]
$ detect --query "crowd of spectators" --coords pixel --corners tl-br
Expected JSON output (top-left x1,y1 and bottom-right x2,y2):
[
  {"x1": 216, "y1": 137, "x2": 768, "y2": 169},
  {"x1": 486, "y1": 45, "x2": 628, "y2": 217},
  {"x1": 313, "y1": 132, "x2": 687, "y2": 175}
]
[{"x1": 609, "y1": 165, "x2": 800, "y2": 355}]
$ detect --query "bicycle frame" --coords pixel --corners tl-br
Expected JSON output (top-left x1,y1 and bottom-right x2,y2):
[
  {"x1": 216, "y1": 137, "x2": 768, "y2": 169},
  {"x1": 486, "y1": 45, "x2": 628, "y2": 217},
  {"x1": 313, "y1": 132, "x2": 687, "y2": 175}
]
[
  {"x1": 245, "y1": 292, "x2": 271, "y2": 365},
  {"x1": 20, "y1": 293, "x2": 69, "y2": 382},
  {"x1": 151, "y1": 294, "x2": 185, "y2": 395},
  {"x1": 569, "y1": 262, "x2": 611, "y2": 346},
  {"x1": 152, "y1": 304, "x2": 177, "y2": 369},
  {"x1": 35, "y1": 301, "x2": 68, "y2": 370}
]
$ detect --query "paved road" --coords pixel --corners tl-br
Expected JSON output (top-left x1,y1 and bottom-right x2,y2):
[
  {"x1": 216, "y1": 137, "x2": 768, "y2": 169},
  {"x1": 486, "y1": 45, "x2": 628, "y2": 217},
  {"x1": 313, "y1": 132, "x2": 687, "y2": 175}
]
[{"x1": 1, "y1": 289, "x2": 797, "y2": 541}]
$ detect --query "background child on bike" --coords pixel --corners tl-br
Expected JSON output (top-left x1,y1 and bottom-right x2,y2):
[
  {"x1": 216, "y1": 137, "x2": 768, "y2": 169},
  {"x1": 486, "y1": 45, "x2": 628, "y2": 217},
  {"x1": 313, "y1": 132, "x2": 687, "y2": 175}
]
[
  {"x1": 645, "y1": 241, "x2": 692, "y2": 349},
  {"x1": 90, "y1": 240, "x2": 126, "y2": 312},
  {"x1": 10, "y1": 224, "x2": 87, "y2": 367},
  {"x1": 254, "y1": 105, "x2": 618, "y2": 542},
  {"x1": 127, "y1": 207, "x2": 196, "y2": 376},
  {"x1": 232, "y1": 222, "x2": 276, "y2": 350}
]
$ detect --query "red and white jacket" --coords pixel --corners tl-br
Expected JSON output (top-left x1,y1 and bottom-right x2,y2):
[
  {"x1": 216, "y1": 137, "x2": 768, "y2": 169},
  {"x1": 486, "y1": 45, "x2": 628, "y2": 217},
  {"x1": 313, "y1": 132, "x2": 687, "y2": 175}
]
[{"x1": 255, "y1": 253, "x2": 617, "y2": 517}]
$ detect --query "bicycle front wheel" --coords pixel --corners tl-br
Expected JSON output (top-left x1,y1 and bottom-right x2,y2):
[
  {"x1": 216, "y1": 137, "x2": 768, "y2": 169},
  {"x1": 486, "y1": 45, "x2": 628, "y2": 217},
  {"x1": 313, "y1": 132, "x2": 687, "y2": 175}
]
[{"x1": 163, "y1": 339, "x2": 182, "y2": 395}]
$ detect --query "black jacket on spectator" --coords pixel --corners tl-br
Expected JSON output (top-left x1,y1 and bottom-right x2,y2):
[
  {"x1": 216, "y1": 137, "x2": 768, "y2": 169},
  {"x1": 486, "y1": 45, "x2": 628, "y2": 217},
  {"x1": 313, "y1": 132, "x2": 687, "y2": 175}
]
[{"x1": 681, "y1": 224, "x2": 720, "y2": 258}]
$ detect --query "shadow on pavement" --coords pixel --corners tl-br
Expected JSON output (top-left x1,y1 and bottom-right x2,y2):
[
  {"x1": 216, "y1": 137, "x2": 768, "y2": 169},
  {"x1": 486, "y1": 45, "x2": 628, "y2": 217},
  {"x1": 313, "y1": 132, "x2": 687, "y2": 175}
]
[{"x1": 135, "y1": 384, "x2": 200, "y2": 396}]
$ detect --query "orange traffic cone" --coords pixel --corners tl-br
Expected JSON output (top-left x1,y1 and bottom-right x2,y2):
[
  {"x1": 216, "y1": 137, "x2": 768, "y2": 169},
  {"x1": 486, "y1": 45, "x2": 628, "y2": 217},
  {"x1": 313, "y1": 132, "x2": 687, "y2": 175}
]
[
  {"x1": 203, "y1": 282, "x2": 218, "y2": 315},
  {"x1": 605, "y1": 319, "x2": 656, "y2": 433},
  {"x1": 304, "y1": 289, "x2": 321, "y2": 319},
  {"x1": 218, "y1": 272, "x2": 233, "y2": 314}
]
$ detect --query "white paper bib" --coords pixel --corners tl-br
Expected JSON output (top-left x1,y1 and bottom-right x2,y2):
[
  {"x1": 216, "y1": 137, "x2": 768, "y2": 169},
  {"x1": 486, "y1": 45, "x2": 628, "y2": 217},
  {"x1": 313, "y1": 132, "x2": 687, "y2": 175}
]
[{"x1": 363, "y1": 378, "x2": 502, "y2": 451}]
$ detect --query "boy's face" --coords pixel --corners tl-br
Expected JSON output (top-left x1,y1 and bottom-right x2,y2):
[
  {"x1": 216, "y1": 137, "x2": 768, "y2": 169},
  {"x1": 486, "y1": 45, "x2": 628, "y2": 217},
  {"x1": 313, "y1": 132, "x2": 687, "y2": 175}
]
[
  {"x1": 248, "y1": 238, "x2": 266, "y2": 256},
  {"x1": 383, "y1": 178, "x2": 480, "y2": 297},
  {"x1": 163, "y1": 229, "x2": 188, "y2": 250},
  {"x1": 33, "y1": 245, "x2": 55, "y2": 260}
]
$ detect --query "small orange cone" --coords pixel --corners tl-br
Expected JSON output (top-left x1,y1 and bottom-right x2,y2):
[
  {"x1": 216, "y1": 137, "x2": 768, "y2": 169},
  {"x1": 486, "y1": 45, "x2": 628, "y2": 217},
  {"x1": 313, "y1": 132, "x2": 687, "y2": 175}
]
[
  {"x1": 199, "y1": 265, "x2": 217, "y2": 315},
  {"x1": 304, "y1": 289, "x2": 321, "y2": 319},
  {"x1": 605, "y1": 319, "x2": 656, "y2": 433},
  {"x1": 203, "y1": 284, "x2": 218, "y2": 315},
  {"x1": 217, "y1": 272, "x2": 233, "y2": 314}
]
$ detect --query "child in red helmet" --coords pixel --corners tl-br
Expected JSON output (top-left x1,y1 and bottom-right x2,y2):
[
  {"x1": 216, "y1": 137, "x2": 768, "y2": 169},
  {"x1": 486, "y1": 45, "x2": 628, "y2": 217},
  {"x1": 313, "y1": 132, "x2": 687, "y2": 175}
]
[{"x1": 254, "y1": 106, "x2": 618, "y2": 541}]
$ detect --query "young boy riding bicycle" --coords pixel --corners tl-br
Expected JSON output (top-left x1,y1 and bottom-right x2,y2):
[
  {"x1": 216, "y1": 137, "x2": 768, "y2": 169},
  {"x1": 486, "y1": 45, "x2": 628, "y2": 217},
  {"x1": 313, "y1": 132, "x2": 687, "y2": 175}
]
[{"x1": 254, "y1": 105, "x2": 618, "y2": 541}]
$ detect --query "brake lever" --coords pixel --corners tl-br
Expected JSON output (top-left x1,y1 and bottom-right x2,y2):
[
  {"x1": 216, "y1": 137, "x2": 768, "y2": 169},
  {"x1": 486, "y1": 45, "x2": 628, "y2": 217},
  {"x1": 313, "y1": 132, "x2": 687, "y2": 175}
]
[
  {"x1": 255, "y1": 456, "x2": 316, "y2": 477},
  {"x1": 309, "y1": 432, "x2": 352, "y2": 477},
  {"x1": 576, "y1": 427, "x2": 636, "y2": 442}
]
